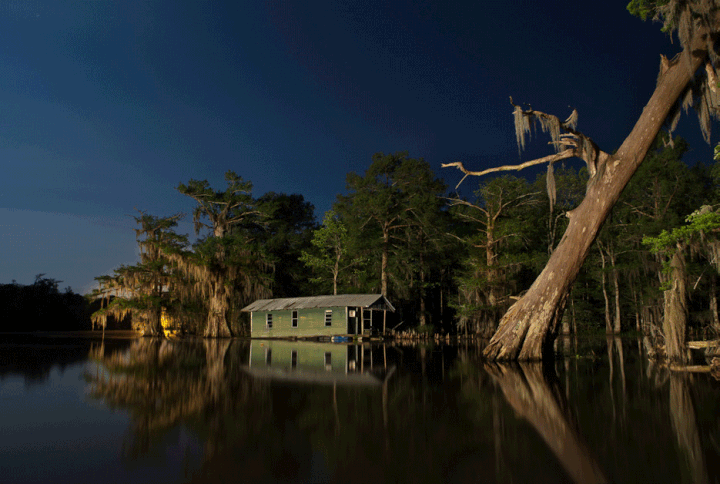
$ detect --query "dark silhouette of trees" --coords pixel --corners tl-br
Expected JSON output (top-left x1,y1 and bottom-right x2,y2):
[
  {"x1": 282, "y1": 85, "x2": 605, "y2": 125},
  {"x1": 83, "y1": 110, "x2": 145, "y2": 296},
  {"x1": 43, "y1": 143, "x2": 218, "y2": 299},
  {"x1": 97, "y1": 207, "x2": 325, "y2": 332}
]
[{"x1": 0, "y1": 275, "x2": 92, "y2": 331}]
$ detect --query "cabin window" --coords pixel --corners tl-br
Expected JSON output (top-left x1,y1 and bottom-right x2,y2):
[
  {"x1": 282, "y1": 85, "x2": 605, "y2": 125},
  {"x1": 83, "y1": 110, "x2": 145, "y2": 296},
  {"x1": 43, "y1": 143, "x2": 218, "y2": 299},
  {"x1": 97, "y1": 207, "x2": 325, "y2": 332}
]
[
  {"x1": 291, "y1": 350, "x2": 298, "y2": 368},
  {"x1": 325, "y1": 310, "x2": 332, "y2": 326},
  {"x1": 324, "y1": 352, "x2": 332, "y2": 370},
  {"x1": 292, "y1": 310, "x2": 298, "y2": 328},
  {"x1": 266, "y1": 313, "x2": 273, "y2": 328}
]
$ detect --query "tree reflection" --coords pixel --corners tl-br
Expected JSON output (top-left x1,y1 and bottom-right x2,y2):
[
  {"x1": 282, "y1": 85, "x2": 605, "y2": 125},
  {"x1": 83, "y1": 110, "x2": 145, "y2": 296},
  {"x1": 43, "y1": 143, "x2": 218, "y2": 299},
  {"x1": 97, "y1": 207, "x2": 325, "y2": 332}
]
[
  {"x1": 669, "y1": 374, "x2": 709, "y2": 484},
  {"x1": 485, "y1": 362, "x2": 608, "y2": 484},
  {"x1": 87, "y1": 341, "x2": 501, "y2": 482},
  {"x1": 88, "y1": 338, "x2": 208, "y2": 457},
  {"x1": 606, "y1": 336, "x2": 628, "y2": 427},
  {"x1": 82, "y1": 338, "x2": 720, "y2": 483},
  {"x1": 87, "y1": 338, "x2": 271, "y2": 461}
]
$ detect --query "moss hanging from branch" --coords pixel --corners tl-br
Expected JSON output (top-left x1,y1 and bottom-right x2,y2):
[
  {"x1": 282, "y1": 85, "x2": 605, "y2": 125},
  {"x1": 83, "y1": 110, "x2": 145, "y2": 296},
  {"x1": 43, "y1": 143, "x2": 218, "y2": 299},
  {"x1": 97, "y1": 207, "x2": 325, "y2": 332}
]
[{"x1": 89, "y1": 212, "x2": 188, "y2": 336}]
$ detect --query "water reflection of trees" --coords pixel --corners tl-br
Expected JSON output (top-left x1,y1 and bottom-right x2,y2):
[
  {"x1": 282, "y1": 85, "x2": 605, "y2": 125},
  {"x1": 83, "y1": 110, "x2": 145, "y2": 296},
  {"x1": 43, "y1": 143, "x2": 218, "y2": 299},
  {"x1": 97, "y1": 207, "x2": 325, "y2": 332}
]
[
  {"x1": 88, "y1": 341, "x2": 497, "y2": 482},
  {"x1": 460, "y1": 338, "x2": 720, "y2": 484},
  {"x1": 669, "y1": 374, "x2": 708, "y2": 484},
  {"x1": 0, "y1": 336, "x2": 131, "y2": 385},
  {"x1": 87, "y1": 338, "x2": 270, "y2": 461},
  {"x1": 86, "y1": 339, "x2": 720, "y2": 483},
  {"x1": 484, "y1": 362, "x2": 608, "y2": 484},
  {"x1": 642, "y1": 342, "x2": 717, "y2": 484}
]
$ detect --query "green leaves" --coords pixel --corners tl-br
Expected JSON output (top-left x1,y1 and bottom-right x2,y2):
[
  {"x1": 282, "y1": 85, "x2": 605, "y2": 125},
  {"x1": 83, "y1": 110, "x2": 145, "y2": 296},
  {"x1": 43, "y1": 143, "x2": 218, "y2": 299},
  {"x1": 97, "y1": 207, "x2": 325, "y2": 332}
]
[
  {"x1": 177, "y1": 171, "x2": 258, "y2": 236},
  {"x1": 626, "y1": 0, "x2": 669, "y2": 21},
  {"x1": 335, "y1": 151, "x2": 447, "y2": 298},
  {"x1": 300, "y1": 210, "x2": 364, "y2": 295},
  {"x1": 643, "y1": 206, "x2": 720, "y2": 253}
]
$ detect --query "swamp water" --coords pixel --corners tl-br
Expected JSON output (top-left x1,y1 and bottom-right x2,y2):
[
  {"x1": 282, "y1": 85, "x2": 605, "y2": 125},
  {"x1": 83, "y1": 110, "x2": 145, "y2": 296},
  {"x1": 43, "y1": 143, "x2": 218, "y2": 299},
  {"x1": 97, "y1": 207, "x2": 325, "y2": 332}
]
[{"x1": 1, "y1": 334, "x2": 719, "y2": 483}]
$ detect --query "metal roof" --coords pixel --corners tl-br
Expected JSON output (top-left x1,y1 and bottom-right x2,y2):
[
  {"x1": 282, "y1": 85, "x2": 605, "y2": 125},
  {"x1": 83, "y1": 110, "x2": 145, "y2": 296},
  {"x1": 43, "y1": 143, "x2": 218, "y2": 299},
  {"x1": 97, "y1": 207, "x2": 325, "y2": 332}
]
[{"x1": 241, "y1": 294, "x2": 395, "y2": 312}]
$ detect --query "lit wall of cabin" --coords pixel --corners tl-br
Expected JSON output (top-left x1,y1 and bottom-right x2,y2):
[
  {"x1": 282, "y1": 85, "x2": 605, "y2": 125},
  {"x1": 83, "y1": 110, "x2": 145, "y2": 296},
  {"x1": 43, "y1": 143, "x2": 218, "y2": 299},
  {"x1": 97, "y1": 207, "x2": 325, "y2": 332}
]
[{"x1": 250, "y1": 306, "x2": 349, "y2": 338}]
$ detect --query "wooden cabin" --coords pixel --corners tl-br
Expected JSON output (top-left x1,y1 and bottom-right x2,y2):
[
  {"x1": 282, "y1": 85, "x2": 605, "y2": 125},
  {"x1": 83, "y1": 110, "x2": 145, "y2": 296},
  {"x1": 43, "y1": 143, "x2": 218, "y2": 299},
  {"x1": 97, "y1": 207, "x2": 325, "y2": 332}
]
[{"x1": 242, "y1": 294, "x2": 395, "y2": 338}]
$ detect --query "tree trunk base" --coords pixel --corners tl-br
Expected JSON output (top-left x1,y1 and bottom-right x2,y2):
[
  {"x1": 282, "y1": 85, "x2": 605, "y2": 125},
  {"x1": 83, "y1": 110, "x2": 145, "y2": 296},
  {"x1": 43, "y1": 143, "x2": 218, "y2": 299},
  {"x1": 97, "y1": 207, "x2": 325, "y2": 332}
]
[
  {"x1": 483, "y1": 290, "x2": 567, "y2": 361},
  {"x1": 204, "y1": 314, "x2": 232, "y2": 338},
  {"x1": 204, "y1": 287, "x2": 233, "y2": 338}
]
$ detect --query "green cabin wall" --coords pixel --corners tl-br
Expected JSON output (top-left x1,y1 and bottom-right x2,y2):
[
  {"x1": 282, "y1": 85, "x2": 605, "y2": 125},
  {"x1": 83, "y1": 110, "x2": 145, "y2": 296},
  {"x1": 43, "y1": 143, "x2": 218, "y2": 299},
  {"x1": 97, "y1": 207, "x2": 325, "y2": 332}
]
[{"x1": 251, "y1": 306, "x2": 350, "y2": 338}]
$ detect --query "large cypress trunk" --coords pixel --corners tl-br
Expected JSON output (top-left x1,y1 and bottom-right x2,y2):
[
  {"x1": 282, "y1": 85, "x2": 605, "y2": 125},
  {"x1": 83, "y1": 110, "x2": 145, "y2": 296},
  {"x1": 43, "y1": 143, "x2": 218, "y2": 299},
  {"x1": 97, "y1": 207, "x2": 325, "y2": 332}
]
[
  {"x1": 205, "y1": 281, "x2": 232, "y2": 338},
  {"x1": 483, "y1": 45, "x2": 704, "y2": 361},
  {"x1": 136, "y1": 310, "x2": 164, "y2": 337},
  {"x1": 148, "y1": 308, "x2": 165, "y2": 337}
]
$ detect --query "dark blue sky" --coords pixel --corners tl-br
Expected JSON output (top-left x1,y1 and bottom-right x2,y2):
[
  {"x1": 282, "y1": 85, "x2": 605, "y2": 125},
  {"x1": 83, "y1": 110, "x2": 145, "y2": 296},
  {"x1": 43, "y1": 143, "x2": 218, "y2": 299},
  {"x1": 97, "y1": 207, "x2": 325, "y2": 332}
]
[{"x1": 0, "y1": 0, "x2": 713, "y2": 293}]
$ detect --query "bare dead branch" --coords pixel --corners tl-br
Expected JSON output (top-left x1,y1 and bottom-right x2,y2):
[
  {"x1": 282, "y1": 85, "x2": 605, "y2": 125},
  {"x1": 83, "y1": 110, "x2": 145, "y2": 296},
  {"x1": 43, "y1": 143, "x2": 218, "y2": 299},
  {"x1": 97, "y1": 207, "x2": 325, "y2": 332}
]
[{"x1": 442, "y1": 149, "x2": 575, "y2": 189}]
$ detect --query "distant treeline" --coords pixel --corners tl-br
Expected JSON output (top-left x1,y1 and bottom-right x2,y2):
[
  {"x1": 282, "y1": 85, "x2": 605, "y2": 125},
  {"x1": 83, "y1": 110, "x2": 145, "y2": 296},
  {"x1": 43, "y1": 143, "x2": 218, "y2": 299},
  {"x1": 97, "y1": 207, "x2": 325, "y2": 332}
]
[{"x1": 0, "y1": 275, "x2": 129, "y2": 331}]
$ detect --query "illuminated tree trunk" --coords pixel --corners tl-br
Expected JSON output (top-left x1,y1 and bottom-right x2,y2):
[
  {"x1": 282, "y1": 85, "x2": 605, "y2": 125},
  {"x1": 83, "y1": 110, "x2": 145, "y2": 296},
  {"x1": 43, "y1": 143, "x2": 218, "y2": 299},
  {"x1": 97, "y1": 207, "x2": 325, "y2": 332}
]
[
  {"x1": 711, "y1": 273, "x2": 720, "y2": 332},
  {"x1": 611, "y1": 250, "x2": 621, "y2": 333},
  {"x1": 600, "y1": 247, "x2": 612, "y2": 333},
  {"x1": 145, "y1": 281, "x2": 164, "y2": 337},
  {"x1": 381, "y1": 226, "x2": 389, "y2": 296},
  {"x1": 333, "y1": 251, "x2": 340, "y2": 296},
  {"x1": 663, "y1": 249, "x2": 688, "y2": 363},
  {"x1": 483, "y1": 46, "x2": 704, "y2": 360},
  {"x1": 144, "y1": 309, "x2": 164, "y2": 337},
  {"x1": 205, "y1": 280, "x2": 232, "y2": 338},
  {"x1": 486, "y1": 226, "x2": 499, "y2": 307}
]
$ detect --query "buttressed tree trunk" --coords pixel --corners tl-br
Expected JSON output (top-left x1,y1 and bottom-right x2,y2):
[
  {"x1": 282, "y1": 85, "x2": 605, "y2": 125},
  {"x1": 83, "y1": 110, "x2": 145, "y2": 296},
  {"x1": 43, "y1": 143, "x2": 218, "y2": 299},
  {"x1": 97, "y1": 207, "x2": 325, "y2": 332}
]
[
  {"x1": 146, "y1": 309, "x2": 164, "y2": 337},
  {"x1": 444, "y1": 24, "x2": 710, "y2": 360},
  {"x1": 205, "y1": 280, "x2": 232, "y2": 338}
]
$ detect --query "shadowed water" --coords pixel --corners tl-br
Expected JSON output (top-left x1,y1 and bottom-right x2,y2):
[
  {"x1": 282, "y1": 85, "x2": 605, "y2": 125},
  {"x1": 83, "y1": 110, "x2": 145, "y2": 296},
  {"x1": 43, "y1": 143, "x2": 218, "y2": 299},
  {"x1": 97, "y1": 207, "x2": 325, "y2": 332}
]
[{"x1": 1, "y1": 333, "x2": 719, "y2": 483}]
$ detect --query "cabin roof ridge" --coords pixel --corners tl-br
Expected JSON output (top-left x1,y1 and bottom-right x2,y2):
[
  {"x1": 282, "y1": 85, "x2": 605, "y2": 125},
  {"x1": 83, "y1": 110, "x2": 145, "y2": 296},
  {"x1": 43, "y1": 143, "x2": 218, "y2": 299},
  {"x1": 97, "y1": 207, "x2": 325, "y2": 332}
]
[{"x1": 241, "y1": 293, "x2": 394, "y2": 312}]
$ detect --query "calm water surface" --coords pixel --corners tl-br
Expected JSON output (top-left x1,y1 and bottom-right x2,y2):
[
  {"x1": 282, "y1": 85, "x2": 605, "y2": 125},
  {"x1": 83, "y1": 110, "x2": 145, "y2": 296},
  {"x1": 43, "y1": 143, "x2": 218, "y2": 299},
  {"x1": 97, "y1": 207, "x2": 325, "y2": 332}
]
[{"x1": 1, "y1": 333, "x2": 719, "y2": 483}]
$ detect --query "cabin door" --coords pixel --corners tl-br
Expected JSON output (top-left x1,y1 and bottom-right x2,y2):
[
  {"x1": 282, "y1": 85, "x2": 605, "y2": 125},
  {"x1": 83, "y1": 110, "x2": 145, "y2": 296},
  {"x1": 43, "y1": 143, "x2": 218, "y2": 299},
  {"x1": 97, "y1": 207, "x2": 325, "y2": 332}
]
[{"x1": 347, "y1": 308, "x2": 359, "y2": 335}]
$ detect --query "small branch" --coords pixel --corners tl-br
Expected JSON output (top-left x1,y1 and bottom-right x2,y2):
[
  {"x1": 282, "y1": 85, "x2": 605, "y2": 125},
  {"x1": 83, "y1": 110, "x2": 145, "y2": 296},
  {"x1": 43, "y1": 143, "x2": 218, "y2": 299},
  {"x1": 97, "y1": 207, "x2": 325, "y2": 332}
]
[
  {"x1": 500, "y1": 192, "x2": 539, "y2": 211},
  {"x1": 621, "y1": 201, "x2": 654, "y2": 220},
  {"x1": 668, "y1": 364, "x2": 711, "y2": 373},
  {"x1": 442, "y1": 149, "x2": 575, "y2": 189},
  {"x1": 687, "y1": 339, "x2": 720, "y2": 349},
  {"x1": 446, "y1": 197, "x2": 490, "y2": 217}
]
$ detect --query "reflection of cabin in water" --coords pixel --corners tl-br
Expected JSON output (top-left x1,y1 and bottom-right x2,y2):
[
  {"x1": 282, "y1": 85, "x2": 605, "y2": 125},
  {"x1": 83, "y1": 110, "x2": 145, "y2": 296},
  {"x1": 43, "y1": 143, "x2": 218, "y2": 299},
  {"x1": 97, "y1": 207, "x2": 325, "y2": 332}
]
[
  {"x1": 245, "y1": 340, "x2": 393, "y2": 386},
  {"x1": 242, "y1": 294, "x2": 395, "y2": 339}
]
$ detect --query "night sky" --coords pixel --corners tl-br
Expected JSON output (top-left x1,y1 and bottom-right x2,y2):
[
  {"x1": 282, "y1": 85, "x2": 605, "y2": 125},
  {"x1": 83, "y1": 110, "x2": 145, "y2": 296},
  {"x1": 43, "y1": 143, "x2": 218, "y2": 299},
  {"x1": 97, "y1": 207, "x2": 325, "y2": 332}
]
[{"x1": 0, "y1": 0, "x2": 714, "y2": 294}]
